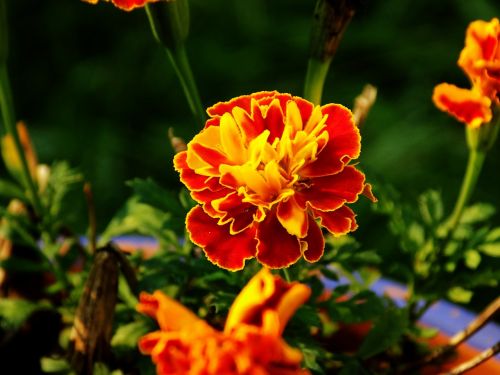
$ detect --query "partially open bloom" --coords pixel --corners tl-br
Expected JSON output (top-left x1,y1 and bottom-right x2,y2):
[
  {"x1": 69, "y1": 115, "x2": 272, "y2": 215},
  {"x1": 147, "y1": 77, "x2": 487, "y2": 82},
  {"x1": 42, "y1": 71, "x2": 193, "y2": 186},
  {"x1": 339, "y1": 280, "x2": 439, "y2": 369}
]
[
  {"x1": 433, "y1": 18, "x2": 500, "y2": 128},
  {"x1": 82, "y1": 0, "x2": 158, "y2": 11},
  {"x1": 174, "y1": 91, "x2": 374, "y2": 270},
  {"x1": 137, "y1": 268, "x2": 311, "y2": 375}
]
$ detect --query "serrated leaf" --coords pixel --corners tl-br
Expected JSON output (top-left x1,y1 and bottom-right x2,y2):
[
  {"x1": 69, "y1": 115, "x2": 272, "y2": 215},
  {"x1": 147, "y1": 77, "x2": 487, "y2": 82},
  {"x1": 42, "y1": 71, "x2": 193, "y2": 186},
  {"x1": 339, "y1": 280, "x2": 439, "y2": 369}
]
[
  {"x1": 358, "y1": 307, "x2": 409, "y2": 359},
  {"x1": 460, "y1": 203, "x2": 496, "y2": 224},
  {"x1": 127, "y1": 178, "x2": 184, "y2": 217},
  {"x1": 464, "y1": 250, "x2": 481, "y2": 269},
  {"x1": 478, "y1": 243, "x2": 500, "y2": 257},
  {"x1": 448, "y1": 286, "x2": 473, "y2": 303}
]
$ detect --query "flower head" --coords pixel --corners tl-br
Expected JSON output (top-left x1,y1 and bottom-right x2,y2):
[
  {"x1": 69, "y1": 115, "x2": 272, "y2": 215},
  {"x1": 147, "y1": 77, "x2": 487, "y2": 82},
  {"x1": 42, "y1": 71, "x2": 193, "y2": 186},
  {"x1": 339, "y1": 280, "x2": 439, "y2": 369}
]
[
  {"x1": 82, "y1": 0, "x2": 158, "y2": 11},
  {"x1": 137, "y1": 269, "x2": 311, "y2": 375},
  {"x1": 433, "y1": 18, "x2": 500, "y2": 128},
  {"x1": 174, "y1": 91, "x2": 374, "y2": 270},
  {"x1": 458, "y1": 18, "x2": 500, "y2": 96}
]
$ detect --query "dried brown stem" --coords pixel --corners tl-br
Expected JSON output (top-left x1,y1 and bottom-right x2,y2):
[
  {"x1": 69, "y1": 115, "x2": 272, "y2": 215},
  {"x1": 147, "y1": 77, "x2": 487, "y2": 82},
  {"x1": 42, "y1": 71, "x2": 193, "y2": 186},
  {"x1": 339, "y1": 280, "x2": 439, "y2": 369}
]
[
  {"x1": 398, "y1": 296, "x2": 500, "y2": 373},
  {"x1": 440, "y1": 342, "x2": 500, "y2": 375},
  {"x1": 83, "y1": 182, "x2": 97, "y2": 254}
]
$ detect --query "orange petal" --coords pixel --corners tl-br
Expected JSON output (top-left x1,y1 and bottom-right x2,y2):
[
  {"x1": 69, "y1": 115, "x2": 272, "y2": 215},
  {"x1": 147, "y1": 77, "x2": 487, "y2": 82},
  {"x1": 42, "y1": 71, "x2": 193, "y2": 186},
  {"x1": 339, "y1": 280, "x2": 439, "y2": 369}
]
[
  {"x1": 225, "y1": 268, "x2": 310, "y2": 334},
  {"x1": 263, "y1": 98, "x2": 286, "y2": 142},
  {"x1": 174, "y1": 152, "x2": 217, "y2": 192},
  {"x1": 186, "y1": 206, "x2": 257, "y2": 271},
  {"x1": 313, "y1": 206, "x2": 358, "y2": 236},
  {"x1": 137, "y1": 291, "x2": 205, "y2": 332},
  {"x1": 207, "y1": 91, "x2": 278, "y2": 118},
  {"x1": 433, "y1": 83, "x2": 492, "y2": 127},
  {"x1": 300, "y1": 104, "x2": 360, "y2": 178},
  {"x1": 256, "y1": 211, "x2": 302, "y2": 268},
  {"x1": 277, "y1": 196, "x2": 309, "y2": 238},
  {"x1": 301, "y1": 216, "x2": 325, "y2": 262},
  {"x1": 299, "y1": 166, "x2": 366, "y2": 212},
  {"x1": 111, "y1": 0, "x2": 157, "y2": 11}
]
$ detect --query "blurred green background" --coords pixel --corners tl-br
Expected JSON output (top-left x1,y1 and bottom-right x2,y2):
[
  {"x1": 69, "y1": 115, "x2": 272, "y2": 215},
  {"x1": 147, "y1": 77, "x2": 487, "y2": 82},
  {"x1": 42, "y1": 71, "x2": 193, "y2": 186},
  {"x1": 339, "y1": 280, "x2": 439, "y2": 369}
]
[{"x1": 3, "y1": 0, "x2": 499, "y2": 306}]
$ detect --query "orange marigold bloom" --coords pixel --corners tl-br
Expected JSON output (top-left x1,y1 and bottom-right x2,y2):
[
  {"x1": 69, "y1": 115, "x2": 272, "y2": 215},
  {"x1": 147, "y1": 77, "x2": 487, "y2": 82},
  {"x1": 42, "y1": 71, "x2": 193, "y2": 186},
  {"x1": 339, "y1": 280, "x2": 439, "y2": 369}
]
[
  {"x1": 137, "y1": 268, "x2": 311, "y2": 375},
  {"x1": 82, "y1": 0, "x2": 158, "y2": 11},
  {"x1": 458, "y1": 18, "x2": 500, "y2": 96},
  {"x1": 174, "y1": 91, "x2": 375, "y2": 271},
  {"x1": 433, "y1": 18, "x2": 500, "y2": 127}
]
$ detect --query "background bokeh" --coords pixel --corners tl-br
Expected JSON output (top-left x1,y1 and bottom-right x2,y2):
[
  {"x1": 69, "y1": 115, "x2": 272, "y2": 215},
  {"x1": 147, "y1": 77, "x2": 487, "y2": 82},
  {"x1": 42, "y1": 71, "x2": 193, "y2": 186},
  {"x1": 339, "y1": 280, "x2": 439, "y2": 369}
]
[{"x1": 3, "y1": 1, "x2": 499, "y2": 305}]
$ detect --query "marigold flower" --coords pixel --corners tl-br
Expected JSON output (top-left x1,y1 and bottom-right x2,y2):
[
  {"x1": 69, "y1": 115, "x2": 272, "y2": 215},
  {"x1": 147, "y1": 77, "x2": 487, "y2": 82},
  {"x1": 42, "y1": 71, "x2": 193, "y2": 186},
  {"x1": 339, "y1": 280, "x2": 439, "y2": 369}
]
[
  {"x1": 137, "y1": 268, "x2": 311, "y2": 375},
  {"x1": 82, "y1": 0, "x2": 158, "y2": 11},
  {"x1": 174, "y1": 91, "x2": 375, "y2": 270},
  {"x1": 433, "y1": 18, "x2": 500, "y2": 128},
  {"x1": 458, "y1": 18, "x2": 500, "y2": 96}
]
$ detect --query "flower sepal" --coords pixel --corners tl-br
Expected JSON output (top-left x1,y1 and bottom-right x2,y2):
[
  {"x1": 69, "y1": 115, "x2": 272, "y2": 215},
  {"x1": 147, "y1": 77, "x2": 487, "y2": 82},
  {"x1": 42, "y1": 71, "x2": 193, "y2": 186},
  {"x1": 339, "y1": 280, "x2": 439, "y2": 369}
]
[{"x1": 466, "y1": 104, "x2": 500, "y2": 152}]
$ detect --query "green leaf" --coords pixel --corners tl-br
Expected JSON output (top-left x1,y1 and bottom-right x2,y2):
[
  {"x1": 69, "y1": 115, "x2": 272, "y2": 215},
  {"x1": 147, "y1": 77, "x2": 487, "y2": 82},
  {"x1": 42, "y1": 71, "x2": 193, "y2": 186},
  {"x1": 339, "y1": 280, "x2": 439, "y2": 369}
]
[
  {"x1": 447, "y1": 286, "x2": 473, "y2": 303},
  {"x1": 40, "y1": 357, "x2": 72, "y2": 373},
  {"x1": 478, "y1": 243, "x2": 500, "y2": 257},
  {"x1": 485, "y1": 227, "x2": 500, "y2": 242},
  {"x1": 464, "y1": 250, "x2": 481, "y2": 269},
  {"x1": 358, "y1": 307, "x2": 409, "y2": 359},
  {"x1": 100, "y1": 197, "x2": 178, "y2": 246},
  {"x1": 459, "y1": 203, "x2": 496, "y2": 224},
  {"x1": 0, "y1": 299, "x2": 39, "y2": 330},
  {"x1": 419, "y1": 190, "x2": 443, "y2": 225},
  {"x1": 111, "y1": 320, "x2": 152, "y2": 350},
  {"x1": 127, "y1": 178, "x2": 184, "y2": 217}
]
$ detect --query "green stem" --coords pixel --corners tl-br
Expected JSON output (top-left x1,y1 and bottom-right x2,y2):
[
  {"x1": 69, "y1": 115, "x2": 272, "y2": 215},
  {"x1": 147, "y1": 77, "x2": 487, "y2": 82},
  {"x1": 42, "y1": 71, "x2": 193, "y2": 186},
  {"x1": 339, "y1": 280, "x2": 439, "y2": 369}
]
[
  {"x1": 166, "y1": 46, "x2": 205, "y2": 127},
  {"x1": 303, "y1": 57, "x2": 332, "y2": 105},
  {"x1": 447, "y1": 149, "x2": 486, "y2": 233},
  {"x1": 0, "y1": 65, "x2": 43, "y2": 216},
  {"x1": 281, "y1": 268, "x2": 292, "y2": 282}
]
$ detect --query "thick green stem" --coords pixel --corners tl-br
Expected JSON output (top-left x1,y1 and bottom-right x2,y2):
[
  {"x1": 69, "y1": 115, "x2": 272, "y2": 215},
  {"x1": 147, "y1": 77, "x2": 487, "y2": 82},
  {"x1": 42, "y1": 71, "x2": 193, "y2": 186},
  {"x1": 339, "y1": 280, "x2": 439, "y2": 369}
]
[
  {"x1": 166, "y1": 46, "x2": 205, "y2": 127},
  {"x1": 447, "y1": 149, "x2": 486, "y2": 233},
  {"x1": 0, "y1": 65, "x2": 43, "y2": 216},
  {"x1": 303, "y1": 57, "x2": 332, "y2": 105}
]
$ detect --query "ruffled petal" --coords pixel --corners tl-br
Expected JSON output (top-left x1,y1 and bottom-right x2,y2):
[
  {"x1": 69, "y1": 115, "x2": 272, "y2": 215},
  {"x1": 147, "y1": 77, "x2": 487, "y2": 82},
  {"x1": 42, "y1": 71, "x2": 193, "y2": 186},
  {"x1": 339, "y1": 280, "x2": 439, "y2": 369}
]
[
  {"x1": 277, "y1": 196, "x2": 308, "y2": 238},
  {"x1": 212, "y1": 191, "x2": 259, "y2": 233},
  {"x1": 256, "y1": 211, "x2": 302, "y2": 268},
  {"x1": 263, "y1": 98, "x2": 286, "y2": 141},
  {"x1": 301, "y1": 216, "x2": 325, "y2": 262},
  {"x1": 207, "y1": 91, "x2": 278, "y2": 119},
  {"x1": 111, "y1": 0, "x2": 158, "y2": 11},
  {"x1": 313, "y1": 206, "x2": 358, "y2": 236},
  {"x1": 433, "y1": 83, "x2": 492, "y2": 127},
  {"x1": 299, "y1": 166, "x2": 366, "y2": 212},
  {"x1": 137, "y1": 291, "x2": 206, "y2": 332},
  {"x1": 300, "y1": 104, "x2": 360, "y2": 177},
  {"x1": 186, "y1": 206, "x2": 257, "y2": 271},
  {"x1": 174, "y1": 151, "x2": 216, "y2": 192}
]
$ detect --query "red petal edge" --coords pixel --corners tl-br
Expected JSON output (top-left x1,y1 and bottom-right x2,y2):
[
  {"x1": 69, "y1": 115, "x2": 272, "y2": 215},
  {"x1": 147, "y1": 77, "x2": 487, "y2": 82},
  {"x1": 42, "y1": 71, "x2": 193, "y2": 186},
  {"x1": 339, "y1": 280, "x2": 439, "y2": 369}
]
[{"x1": 186, "y1": 206, "x2": 257, "y2": 271}]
